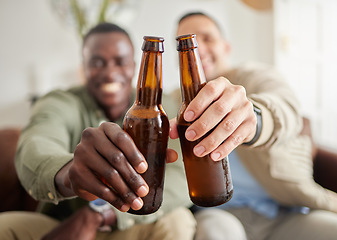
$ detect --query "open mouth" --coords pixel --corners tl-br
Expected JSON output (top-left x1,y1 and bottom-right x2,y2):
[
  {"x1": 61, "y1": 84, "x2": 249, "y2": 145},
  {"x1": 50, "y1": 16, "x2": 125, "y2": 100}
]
[{"x1": 101, "y1": 82, "x2": 123, "y2": 94}]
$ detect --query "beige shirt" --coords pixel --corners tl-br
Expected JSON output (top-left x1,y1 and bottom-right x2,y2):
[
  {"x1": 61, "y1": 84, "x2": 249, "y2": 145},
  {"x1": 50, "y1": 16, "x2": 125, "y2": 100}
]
[{"x1": 228, "y1": 62, "x2": 337, "y2": 213}]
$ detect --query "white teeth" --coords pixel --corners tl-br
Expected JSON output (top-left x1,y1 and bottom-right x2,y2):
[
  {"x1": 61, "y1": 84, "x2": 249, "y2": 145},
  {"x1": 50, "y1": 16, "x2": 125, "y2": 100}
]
[{"x1": 101, "y1": 82, "x2": 122, "y2": 93}]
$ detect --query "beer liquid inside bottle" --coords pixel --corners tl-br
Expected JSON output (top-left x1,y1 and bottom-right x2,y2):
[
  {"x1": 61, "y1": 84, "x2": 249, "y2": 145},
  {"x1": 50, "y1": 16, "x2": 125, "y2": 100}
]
[
  {"x1": 176, "y1": 34, "x2": 233, "y2": 207},
  {"x1": 123, "y1": 36, "x2": 169, "y2": 215}
]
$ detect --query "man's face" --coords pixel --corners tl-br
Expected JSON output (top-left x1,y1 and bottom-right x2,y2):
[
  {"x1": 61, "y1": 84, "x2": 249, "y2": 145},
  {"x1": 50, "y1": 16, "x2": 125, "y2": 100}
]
[
  {"x1": 83, "y1": 32, "x2": 135, "y2": 110},
  {"x1": 177, "y1": 15, "x2": 231, "y2": 81}
]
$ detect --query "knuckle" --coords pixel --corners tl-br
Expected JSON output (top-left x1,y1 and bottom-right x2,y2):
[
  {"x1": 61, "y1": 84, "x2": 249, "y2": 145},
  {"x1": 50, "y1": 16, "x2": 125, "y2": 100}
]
[
  {"x1": 101, "y1": 121, "x2": 116, "y2": 129},
  {"x1": 206, "y1": 81, "x2": 218, "y2": 95},
  {"x1": 231, "y1": 134, "x2": 243, "y2": 146},
  {"x1": 198, "y1": 120, "x2": 208, "y2": 132},
  {"x1": 234, "y1": 85, "x2": 247, "y2": 97},
  {"x1": 218, "y1": 76, "x2": 227, "y2": 82},
  {"x1": 246, "y1": 100, "x2": 254, "y2": 109},
  {"x1": 193, "y1": 101, "x2": 204, "y2": 111},
  {"x1": 99, "y1": 122, "x2": 109, "y2": 128},
  {"x1": 213, "y1": 101, "x2": 228, "y2": 115},
  {"x1": 116, "y1": 131, "x2": 129, "y2": 142},
  {"x1": 81, "y1": 127, "x2": 95, "y2": 139},
  {"x1": 128, "y1": 173, "x2": 141, "y2": 186},
  {"x1": 244, "y1": 101, "x2": 254, "y2": 114},
  {"x1": 105, "y1": 168, "x2": 119, "y2": 181},
  {"x1": 99, "y1": 187, "x2": 112, "y2": 200},
  {"x1": 73, "y1": 143, "x2": 85, "y2": 156},
  {"x1": 223, "y1": 119, "x2": 235, "y2": 132},
  {"x1": 109, "y1": 151, "x2": 125, "y2": 165},
  {"x1": 122, "y1": 192, "x2": 134, "y2": 201},
  {"x1": 217, "y1": 76, "x2": 229, "y2": 85},
  {"x1": 206, "y1": 136, "x2": 218, "y2": 149}
]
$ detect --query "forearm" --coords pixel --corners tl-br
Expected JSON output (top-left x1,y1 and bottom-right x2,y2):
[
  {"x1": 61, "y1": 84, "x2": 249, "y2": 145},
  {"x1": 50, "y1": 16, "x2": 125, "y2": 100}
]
[
  {"x1": 15, "y1": 139, "x2": 74, "y2": 203},
  {"x1": 41, "y1": 205, "x2": 104, "y2": 240},
  {"x1": 14, "y1": 90, "x2": 84, "y2": 203},
  {"x1": 15, "y1": 119, "x2": 75, "y2": 203},
  {"x1": 233, "y1": 62, "x2": 303, "y2": 147},
  {"x1": 248, "y1": 90, "x2": 302, "y2": 147}
]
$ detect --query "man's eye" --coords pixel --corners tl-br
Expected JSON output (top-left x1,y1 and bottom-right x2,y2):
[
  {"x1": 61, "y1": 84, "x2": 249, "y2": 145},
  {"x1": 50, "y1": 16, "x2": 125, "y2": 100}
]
[
  {"x1": 116, "y1": 58, "x2": 130, "y2": 66},
  {"x1": 90, "y1": 58, "x2": 105, "y2": 68},
  {"x1": 203, "y1": 36, "x2": 212, "y2": 43}
]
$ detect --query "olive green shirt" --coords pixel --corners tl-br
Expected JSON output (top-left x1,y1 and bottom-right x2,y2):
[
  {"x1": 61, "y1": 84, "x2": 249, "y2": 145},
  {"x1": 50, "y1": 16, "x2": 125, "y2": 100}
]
[
  {"x1": 226, "y1": 63, "x2": 337, "y2": 213},
  {"x1": 15, "y1": 85, "x2": 191, "y2": 230}
]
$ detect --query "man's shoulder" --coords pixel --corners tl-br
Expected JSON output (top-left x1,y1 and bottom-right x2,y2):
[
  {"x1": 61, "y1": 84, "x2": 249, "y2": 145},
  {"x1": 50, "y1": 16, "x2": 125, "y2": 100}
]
[
  {"x1": 45, "y1": 85, "x2": 84, "y2": 97},
  {"x1": 227, "y1": 61, "x2": 284, "y2": 88},
  {"x1": 231, "y1": 62, "x2": 275, "y2": 75},
  {"x1": 30, "y1": 85, "x2": 89, "y2": 118},
  {"x1": 37, "y1": 85, "x2": 86, "y2": 104}
]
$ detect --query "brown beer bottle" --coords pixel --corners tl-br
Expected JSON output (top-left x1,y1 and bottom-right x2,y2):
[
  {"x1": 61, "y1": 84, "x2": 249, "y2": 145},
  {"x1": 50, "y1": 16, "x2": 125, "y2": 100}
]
[
  {"x1": 176, "y1": 34, "x2": 233, "y2": 207},
  {"x1": 123, "y1": 36, "x2": 169, "y2": 215}
]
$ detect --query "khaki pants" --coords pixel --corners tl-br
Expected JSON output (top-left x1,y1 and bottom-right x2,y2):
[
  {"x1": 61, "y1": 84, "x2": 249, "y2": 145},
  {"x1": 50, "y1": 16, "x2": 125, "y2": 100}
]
[
  {"x1": 194, "y1": 207, "x2": 337, "y2": 240},
  {"x1": 0, "y1": 207, "x2": 196, "y2": 240}
]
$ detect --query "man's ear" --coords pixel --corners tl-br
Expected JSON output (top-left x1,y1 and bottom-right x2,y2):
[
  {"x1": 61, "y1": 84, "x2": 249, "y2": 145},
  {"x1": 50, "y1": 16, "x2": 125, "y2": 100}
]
[{"x1": 223, "y1": 40, "x2": 231, "y2": 55}]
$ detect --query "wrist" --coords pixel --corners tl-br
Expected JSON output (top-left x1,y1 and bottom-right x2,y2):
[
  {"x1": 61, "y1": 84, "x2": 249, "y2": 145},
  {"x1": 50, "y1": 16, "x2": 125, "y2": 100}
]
[
  {"x1": 85, "y1": 205, "x2": 104, "y2": 228},
  {"x1": 55, "y1": 161, "x2": 75, "y2": 197},
  {"x1": 243, "y1": 105, "x2": 262, "y2": 146},
  {"x1": 89, "y1": 199, "x2": 117, "y2": 231}
]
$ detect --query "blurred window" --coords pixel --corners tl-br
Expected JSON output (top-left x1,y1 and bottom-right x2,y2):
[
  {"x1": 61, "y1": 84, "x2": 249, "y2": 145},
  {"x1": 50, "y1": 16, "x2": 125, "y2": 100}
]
[{"x1": 274, "y1": 0, "x2": 337, "y2": 149}]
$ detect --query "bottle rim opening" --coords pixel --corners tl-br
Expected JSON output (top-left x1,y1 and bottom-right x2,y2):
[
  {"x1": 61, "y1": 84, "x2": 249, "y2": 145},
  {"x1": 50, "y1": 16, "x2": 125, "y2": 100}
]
[
  {"x1": 176, "y1": 34, "x2": 198, "y2": 51},
  {"x1": 175, "y1": 34, "x2": 196, "y2": 41},
  {"x1": 143, "y1": 36, "x2": 165, "y2": 42}
]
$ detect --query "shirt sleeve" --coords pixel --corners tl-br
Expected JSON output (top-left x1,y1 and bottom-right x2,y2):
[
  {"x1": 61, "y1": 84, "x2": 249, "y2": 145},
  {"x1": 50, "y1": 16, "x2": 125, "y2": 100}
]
[
  {"x1": 232, "y1": 62, "x2": 303, "y2": 148},
  {"x1": 15, "y1": 90, "x2": 81, "y2": 204}
]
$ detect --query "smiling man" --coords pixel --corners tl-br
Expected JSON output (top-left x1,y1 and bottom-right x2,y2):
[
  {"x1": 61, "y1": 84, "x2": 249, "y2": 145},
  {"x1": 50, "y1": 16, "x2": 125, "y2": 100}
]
[
  {"x1": 82, "y1": 29, "x2": 135, "y2": 121},
  {"x1": 174, "y1": 11, "x2": 337, "y2": 240},
  {"x1": 0, "y1": 23, "x2": 196, "y2": 240}
]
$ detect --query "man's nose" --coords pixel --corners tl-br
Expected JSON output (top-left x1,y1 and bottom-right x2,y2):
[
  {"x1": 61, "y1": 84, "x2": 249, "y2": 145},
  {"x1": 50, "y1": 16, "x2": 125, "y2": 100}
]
[{"x1": 105, "y1": 62, "x2": 119, "y2": 81}]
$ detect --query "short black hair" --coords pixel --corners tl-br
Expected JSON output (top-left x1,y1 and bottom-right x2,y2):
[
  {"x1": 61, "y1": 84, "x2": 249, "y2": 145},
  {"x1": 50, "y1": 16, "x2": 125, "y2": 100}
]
[
  {"x1": 178, "y1": 11, "x2": 225, "y2": 37},
  {"x1": 83, "y1": 22, "x2": 131, "y2": 46}
]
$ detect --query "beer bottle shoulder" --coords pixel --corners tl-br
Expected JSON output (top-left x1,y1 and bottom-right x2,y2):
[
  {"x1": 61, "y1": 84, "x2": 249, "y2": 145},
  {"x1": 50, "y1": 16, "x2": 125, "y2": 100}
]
[{"x1": 125, "y1": 105, "x2": 168, "y2": 119}]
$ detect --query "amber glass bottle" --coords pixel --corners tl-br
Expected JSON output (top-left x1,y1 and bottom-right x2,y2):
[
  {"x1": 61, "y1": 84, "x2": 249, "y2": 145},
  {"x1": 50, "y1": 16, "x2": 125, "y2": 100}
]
[
  {"x1": 123, "y1": 36, "x2": 169, "y2": 215},
  {"x1": 176, "y1": 34, "x2": 233, "y2": 207}
]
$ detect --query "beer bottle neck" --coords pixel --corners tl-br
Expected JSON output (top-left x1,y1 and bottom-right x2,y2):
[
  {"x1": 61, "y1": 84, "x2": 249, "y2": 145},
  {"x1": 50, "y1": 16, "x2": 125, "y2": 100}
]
[
  {"x1": 136, "y1": 50, "x2": 163, "y2": 107},
  {"x1": 178, "y1": 48, "x2": 206, "y2": 104}
]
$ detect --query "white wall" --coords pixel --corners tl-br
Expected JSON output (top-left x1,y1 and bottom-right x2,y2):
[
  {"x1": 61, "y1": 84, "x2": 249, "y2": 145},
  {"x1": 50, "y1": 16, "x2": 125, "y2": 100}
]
[
  {"x1": 0, "y1": 0, "x2": 273, "y2": 128},
  {"x1": 0, "y1": 0, "x2": 81, "y2": 128},
  {"x1": 126, "y1": 0, "x2": 273, "y2": 93}
]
